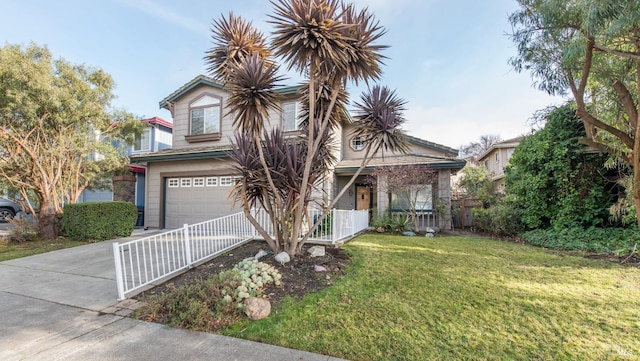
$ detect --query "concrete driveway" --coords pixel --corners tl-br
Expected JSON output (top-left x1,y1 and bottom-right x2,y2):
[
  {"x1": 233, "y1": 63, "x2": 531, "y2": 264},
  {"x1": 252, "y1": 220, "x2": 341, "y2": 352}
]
[{"x1": 0, "y1": 233, "x2": 345, "y2": 361}]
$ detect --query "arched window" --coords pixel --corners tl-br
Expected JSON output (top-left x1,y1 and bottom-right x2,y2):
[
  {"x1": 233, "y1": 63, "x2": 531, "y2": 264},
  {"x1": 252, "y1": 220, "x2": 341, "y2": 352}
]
[{"x1": 351, "y1": 136, "x2": 366, "y2": 151}]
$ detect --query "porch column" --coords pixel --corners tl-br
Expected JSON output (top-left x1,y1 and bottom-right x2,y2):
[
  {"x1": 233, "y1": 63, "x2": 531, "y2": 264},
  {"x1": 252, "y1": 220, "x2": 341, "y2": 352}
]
[
  {"x1": 376, "y1": 174, "x2": 389, "y2": 216},
  {"x1": 437, "y1": 169, "x2": 452, "y2": 230}
]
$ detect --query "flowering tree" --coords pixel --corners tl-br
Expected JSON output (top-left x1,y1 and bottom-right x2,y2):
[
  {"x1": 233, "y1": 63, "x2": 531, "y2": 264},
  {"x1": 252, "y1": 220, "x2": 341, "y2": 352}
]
[{"x1": 367, "y1": 165, "x2": 438, "y2": 232}]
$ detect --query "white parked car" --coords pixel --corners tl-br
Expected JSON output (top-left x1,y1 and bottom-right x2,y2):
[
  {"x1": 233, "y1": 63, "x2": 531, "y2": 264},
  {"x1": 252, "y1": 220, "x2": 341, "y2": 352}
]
[{"x1": 0, "y1": 198, "x2": 21, "y2": 222}]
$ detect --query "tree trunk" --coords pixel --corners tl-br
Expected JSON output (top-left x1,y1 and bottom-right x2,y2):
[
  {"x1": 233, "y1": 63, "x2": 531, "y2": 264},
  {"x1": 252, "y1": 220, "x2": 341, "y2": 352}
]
[{"x1": 37, "y1": 203, "x2": 58, "y2": 240}]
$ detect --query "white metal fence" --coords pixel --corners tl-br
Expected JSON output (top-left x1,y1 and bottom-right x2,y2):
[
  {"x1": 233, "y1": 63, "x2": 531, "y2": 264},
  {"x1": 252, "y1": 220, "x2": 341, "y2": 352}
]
[{"x1": 113, "y1": 208, "x2": 369, "y2": 300}]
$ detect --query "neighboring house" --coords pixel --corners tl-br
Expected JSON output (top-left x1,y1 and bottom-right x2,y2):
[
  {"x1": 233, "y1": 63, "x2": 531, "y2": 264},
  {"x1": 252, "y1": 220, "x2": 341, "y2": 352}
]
[
  {"x1": 476, "y1": 136, "x2": 523, "y2": 193},
  {"x1": 132, "y1": 75, "x2": 465, "y2": 230},
  {"x1": 80, "y1": 117, "x2": 173, "y2": 213}
]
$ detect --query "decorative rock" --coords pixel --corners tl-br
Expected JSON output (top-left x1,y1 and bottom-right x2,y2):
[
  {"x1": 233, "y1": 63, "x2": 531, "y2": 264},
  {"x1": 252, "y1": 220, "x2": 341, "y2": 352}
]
[
  {"x1": 402, "y1": 231, "x2": 416, "y2": 237},
  {"x1": 307, "y1": 245, "x2": 325, "y2": 257},
  {"x1": 376, "y1": 226, "x2": 386, "y2": 233},
  {"x1": 426, "y1": 227, "x2": 440, "y2": 234},
  {"x1": 274, "y1": 251, "x2": 290, "y2": 265},
  {"x1": 425, "y1": 232, "x2": 435, "y2": 238},
  {"x1": 244, "y1": 297, "x2": 271, "y2": 320},
  {"x1": 254, "y1": 249, "x2": 268, "y2": 260},
  {"x1": 314, "y1": 265, "x2": 328, "y2": 272}
]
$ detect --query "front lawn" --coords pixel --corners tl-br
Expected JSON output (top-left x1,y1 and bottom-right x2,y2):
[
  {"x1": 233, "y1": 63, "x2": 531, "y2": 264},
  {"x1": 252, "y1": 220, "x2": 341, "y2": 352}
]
[
  {"x1": 0, "y1": 237, "x2": 87, "y2": 262},
  {"x1": 225, "y1": 233, "x2": 640, "y2": 361}
]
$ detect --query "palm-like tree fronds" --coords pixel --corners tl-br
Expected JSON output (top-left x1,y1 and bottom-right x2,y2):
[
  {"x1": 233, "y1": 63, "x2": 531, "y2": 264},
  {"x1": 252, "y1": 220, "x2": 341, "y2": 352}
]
[
  {"x1": 269, "y1": 0, "x2": 352, "y2": 76},
  {"x1": 205, "y1": 13, "x2": 270, "y2": 81},
  {"x1": 230, "y1": 132, "x2": 265, "y2": 208},
  {"x1": 353, "y1": 85, "x2": 409, "y2": 154},
  {"x1": 340, "y1": 4, "x2": 388, "y2": 85},
  {"x1": 298, "y1": 79, "x2": 350, "y2": 131},
  {"x1": 225, "y1": 53, "x2": 284, "y2": 135}
]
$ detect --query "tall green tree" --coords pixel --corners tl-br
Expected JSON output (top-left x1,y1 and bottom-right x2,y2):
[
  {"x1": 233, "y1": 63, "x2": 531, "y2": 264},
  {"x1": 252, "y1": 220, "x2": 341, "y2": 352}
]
[
  {"x1": 0, "y1": 43, "x2": 141, "y2": 239},
  {"x1": 205, "y1": 1, "x2": 408, "y2": 257},
  {"x1": 509, "y1": 0, "x2": 640, "y2": 224},
  {"x1": 505, "y1": 104, "x2": 612, "y2": 229},
  {"x1": 456, "y1": 165, "x2": 495, "y2": 203}
]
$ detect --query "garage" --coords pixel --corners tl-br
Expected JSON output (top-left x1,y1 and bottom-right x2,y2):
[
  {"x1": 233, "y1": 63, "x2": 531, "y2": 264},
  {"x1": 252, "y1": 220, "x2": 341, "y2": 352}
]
[{"x1": 164, "y1": 175, "x2": 241, "y2": 228}]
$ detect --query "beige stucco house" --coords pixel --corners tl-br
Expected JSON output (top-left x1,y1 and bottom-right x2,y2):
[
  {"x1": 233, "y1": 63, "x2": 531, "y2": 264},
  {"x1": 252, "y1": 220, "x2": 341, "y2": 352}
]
[
  {"x1": 132, "y1": 75, "x2": 465, "y2": 229},
  {"x1": 476, "y1": 136, "x2": 523, "y2": 193}
]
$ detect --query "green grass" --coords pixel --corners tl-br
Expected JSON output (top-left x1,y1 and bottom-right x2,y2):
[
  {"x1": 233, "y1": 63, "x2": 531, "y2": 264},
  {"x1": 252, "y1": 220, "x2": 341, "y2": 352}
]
[
  {"x1": 0, "y1": 237, "x2": 87, "y2": 261},
  {"x1": 224, "y1": 233, "x2": 640, "y2": 361}
]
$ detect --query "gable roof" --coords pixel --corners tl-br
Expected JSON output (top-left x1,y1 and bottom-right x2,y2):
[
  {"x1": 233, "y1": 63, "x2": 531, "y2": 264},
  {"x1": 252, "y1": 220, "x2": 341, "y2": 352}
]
[
  {"x1": 476, "y1": 136, "x2": 524, "y2": 161},
  {"x1": 404, "y1": 134, "x2": 458, "y2": 157},
  {"x1": 159, "y1": 75, "x2": 303, "y2": 110}
]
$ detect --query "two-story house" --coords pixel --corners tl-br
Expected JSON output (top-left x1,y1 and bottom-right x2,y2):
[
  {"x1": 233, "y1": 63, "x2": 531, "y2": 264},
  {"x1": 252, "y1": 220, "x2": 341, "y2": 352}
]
[
  {"x1": 80, "y1": 116, "x2": 173, "y2": 213},
  {"x1": 476, "y1": 136, "x2": 523, "y2": 193},
  {"x1": 132, "y1": 75, "x2": 465, "y2": 230}
]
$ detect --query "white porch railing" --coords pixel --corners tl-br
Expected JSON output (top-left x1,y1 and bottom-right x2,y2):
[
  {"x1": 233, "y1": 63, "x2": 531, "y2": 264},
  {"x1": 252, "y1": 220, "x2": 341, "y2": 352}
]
[{"x1": 113, "y1": 208, "x2": 369, "y2": 300}]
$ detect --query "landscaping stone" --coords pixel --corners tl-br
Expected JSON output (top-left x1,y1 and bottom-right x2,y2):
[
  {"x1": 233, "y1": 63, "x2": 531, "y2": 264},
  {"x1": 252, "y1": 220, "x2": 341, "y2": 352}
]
[
  {"x1": 425, "y1": 232, "x2": 435, "y2": 238},
  {"x1": 402, "y1": 231, "x2": 416, "y2": 236},
  {"x1": 314, "y1": 265, "x2": 327, "y2": 272},
  {"x1": 274, "y1": 251, "x2": 290, "y2": 265},
  {"x1": 245, "y1": 297, "x2": 271, "y2": 320},
  {"x1": 425, "y1": 227, "x2": 440, "y2": 234},
  {"x1": 307, "y1": 245, "x2": 325, "y2": 257},
  {"x1": 254, "y1": 249, "x2": 268, "y2": 260}
]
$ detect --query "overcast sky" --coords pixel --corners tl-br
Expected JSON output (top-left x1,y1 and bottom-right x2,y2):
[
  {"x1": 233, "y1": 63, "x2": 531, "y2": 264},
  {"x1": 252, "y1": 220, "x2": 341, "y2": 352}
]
[{"x1": 1, "y1": 0, "x2": 564, "y2": 150}]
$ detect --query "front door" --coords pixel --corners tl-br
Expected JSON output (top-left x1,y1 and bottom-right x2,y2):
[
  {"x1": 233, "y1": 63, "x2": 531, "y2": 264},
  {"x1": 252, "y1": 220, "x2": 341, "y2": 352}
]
[{"x1": 355, "y1": 186, "x2": 370, "y2": 210}]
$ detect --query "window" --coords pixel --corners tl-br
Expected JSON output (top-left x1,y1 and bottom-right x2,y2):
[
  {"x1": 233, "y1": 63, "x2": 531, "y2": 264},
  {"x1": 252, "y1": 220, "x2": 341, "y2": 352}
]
[
  {"x1": 495, "y1": 152, "x2": 500, "y2": 163},
  {"x1": 219, "y1": 176, "x2": 236, "y2": 186},
  {"x1": 168, "y1": 178, "x2": 179, "y2": 188},
  {"x1": 134, "y1": 128, "x2": 151, "y2": 152},
  {"x1": 282, "y1": 101, "x2": 300, "y2": 131},
  {"x1": 180, "y1": 178, "x2": 192, "y2": 187},
  {"x1": 189, "y1": 94, "x2": 221, "y2": 136},
  {"x1": 193, "y1": 177, "x2": 205, "y2": 187},
  {"x1": 391, "y1": 184, "x2": 433, "y2": 212},
  {"x1": 351, "y1": 136, "x2": 366, "y2": 151},
  {"x1": 206, "y1": 177, "x2": 218, "y2": 187},
  {"x1": 507, "y1": 149, "x2": 514, "y2": 162}
]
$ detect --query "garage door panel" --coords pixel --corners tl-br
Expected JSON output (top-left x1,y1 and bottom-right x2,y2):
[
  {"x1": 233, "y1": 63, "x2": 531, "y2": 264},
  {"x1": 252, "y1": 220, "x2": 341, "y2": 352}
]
[{"x1": 165, "y1": 177, "x2": 239, "y2": 228}]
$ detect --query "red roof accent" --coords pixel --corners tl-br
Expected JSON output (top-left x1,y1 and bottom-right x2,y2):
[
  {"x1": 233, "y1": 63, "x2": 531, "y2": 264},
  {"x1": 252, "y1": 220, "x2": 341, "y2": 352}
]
[
  {"x1": 142, "y1": 116, "x2": 173, "y2": 129},
  {"x1": 128, "y1": 164, "x2": 146, "y2": 174}
]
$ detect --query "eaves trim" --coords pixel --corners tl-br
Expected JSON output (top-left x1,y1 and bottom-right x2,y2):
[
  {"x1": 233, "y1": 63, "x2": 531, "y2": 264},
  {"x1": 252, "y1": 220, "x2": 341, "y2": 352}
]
[{"x1": 131, "y1": 150, "x2": 231, "y2": 162}]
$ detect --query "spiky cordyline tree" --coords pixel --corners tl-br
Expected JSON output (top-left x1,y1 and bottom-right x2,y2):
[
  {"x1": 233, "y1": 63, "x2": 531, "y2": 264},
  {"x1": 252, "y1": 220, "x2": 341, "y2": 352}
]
[{"x1": 205, "y1": 1, "x2": 409, "y2": 256}]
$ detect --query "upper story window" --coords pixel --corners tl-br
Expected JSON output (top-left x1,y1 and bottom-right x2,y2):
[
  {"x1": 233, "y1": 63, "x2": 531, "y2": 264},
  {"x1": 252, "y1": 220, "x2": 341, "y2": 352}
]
[
  {"x1": 187, "y1": 94, "x2": 222, "y2": 142},
  {"x1": 133, "y1": 128, "x2": 151, "y2": 152},
  {"x1": 351, "y1": 136, "x2": 366, "y2": 151},
  {"x1": 507, "y1": 149, "x2": 514, "y2": 162},
  {"x1": 282, "y1": 101, "x2": 300, "y2": 131}
]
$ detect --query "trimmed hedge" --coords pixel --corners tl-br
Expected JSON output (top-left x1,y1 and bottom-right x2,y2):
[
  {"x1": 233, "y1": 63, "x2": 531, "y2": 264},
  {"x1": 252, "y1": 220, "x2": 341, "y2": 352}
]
[
  {"x1": 63, "y1": 202, "x2": 137, "y2": 241},
  {"x1": 522, "y1": 227, "x2": 640, "y2": 254}
]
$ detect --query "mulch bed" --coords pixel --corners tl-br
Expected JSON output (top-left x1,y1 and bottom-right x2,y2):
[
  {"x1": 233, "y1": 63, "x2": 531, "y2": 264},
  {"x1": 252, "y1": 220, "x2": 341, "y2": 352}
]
[{"x1": 134, "y1": 240, "x2": 351, "y2": 307}]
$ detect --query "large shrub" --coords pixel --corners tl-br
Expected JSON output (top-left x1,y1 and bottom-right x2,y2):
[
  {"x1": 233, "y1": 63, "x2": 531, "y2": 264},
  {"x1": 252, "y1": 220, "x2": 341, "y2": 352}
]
[
  {"x1": 472, "y1": 196, "x2": 525, "y2": 237},
  {"x1": 505, "y1": 104, "x2": 613, "y2": 230},
  {"x1": 63, "y1": 202, "x2": 137, "y2": 241}
]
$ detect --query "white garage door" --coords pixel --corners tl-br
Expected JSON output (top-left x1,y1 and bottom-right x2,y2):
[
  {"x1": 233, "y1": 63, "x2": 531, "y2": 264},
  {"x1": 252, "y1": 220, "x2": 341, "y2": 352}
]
[{"x1": 164, "y1": 176, "x2": 241, "y2": 228}]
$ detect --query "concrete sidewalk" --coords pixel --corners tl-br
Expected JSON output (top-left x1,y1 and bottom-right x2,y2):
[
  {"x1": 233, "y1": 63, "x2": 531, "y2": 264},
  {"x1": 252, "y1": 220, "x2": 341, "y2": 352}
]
[{"x1": 0, "y1": 231, "x2": 346, "y2": 361}]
